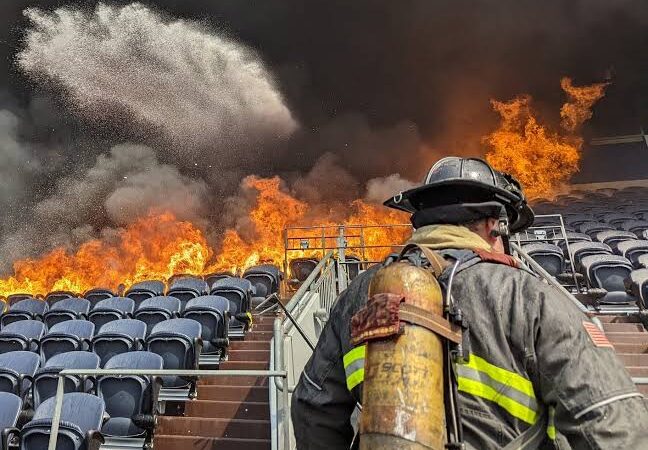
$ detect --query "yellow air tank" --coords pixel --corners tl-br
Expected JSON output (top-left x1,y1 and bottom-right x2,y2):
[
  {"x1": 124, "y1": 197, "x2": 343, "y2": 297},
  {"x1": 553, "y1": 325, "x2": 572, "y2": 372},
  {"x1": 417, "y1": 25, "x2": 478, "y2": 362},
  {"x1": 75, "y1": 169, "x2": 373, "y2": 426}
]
[{"x1": 359, "y1": 261, "x2": 446, "y2": 450}]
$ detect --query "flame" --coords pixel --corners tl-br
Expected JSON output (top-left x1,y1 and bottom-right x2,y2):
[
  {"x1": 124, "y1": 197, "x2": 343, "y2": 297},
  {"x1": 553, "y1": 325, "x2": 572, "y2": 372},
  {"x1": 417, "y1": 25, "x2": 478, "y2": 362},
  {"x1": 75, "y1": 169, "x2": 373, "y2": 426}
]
[{"x1": 485, "y1": 77, "x2": 607, "y2": 199}]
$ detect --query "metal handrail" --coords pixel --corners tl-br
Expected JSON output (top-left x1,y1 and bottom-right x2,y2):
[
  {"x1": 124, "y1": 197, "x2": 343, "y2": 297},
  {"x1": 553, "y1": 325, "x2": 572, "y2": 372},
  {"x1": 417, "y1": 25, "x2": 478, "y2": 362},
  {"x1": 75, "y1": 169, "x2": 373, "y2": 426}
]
[{"x1": 47, "y1": 369, "x2": 288, "y2": 450}]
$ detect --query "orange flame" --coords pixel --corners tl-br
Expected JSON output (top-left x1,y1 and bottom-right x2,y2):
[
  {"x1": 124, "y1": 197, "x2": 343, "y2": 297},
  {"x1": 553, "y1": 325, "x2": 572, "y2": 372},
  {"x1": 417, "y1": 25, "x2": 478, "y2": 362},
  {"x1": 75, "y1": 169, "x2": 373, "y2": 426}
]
[{"x1": 485, "y1": 77, "x2": 607, "y2": 199}]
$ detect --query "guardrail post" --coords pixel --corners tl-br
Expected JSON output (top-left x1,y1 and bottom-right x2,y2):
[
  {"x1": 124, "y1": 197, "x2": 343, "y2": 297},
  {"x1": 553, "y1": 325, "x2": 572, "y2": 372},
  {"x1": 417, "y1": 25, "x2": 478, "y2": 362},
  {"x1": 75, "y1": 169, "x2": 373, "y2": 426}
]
[{"x1": 47, "y1": 374, "x2": 66, "y2": 450}]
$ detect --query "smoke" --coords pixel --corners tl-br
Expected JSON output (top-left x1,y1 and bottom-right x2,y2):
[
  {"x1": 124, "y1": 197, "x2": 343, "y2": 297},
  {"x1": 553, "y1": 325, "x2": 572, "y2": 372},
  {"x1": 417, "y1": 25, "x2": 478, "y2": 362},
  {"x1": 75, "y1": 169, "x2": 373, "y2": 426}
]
[
  {"x1": 18, "y1": 3, "x2": 297, "y2": 157},
  {"x1": 364, "y1": 174, "x2": 418, "y2": 205}
]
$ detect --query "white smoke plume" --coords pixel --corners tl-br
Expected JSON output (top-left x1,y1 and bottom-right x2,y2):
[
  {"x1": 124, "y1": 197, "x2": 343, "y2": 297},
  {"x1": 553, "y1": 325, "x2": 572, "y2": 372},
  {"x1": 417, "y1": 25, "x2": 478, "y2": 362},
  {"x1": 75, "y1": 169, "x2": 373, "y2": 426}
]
[
  {"x1": 18, "y1": 3, "x2": 297, "y2": 156},
  {"x1": 364, "y1": 174, "x2": 418, "y2": 204}
]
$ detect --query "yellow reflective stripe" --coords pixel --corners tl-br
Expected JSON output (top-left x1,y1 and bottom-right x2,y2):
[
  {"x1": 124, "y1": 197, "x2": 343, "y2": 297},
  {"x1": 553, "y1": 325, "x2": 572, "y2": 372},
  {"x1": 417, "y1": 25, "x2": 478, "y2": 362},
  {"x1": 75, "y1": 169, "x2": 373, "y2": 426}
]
[
  {"x1": 547, "y1": 406, "x2": 556, "y2": 439},
  {"x1": 458, "y1": 377, "x2": 538, "y2": 424},
  {"x1": 343, "y1": 345, "x2": 366, "y2": 368},
  {"x1": 346, "y1": 368, "x2": 364, "y2": 390},
  {"x1": 247, "y1": 311, "x2": 253, "y2": 324},
  {"x1": 465, "y1": 354, "x2": 536, "y2": 399}
]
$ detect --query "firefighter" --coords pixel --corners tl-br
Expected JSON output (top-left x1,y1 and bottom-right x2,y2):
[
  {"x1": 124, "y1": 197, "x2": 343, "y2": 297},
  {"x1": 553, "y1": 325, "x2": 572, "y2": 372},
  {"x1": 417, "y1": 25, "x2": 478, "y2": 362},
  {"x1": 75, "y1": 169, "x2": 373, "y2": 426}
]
[{"x1": 291, "y1": 157, "x2": 648, "y2": 450}]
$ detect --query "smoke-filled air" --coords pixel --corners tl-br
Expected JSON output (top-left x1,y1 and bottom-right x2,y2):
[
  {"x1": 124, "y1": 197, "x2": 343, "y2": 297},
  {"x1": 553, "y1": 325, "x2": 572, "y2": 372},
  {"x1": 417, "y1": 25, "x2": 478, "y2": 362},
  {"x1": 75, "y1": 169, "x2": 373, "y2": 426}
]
[{"x1": 0, "y1": 0, "x2": 644, "y2": 295}]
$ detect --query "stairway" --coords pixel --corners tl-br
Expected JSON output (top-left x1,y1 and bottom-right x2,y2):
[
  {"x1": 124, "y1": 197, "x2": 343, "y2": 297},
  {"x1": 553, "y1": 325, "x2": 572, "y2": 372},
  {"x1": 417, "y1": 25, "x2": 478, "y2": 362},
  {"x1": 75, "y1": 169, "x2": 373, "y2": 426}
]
[
  {"x1": 154, "y1": 314, "x2": 275, "y2": 450},
  {"x1": 598, "y1": 315, "x2": 648, "y2": 395}
]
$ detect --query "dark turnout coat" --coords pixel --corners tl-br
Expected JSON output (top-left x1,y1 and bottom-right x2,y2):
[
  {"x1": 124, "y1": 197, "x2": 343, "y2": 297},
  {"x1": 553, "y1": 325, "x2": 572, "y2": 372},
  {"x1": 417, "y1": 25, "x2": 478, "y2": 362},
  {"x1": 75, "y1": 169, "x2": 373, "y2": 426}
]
[{"x1": 291, "y1": 249, "x2": 648, "y2": 450}]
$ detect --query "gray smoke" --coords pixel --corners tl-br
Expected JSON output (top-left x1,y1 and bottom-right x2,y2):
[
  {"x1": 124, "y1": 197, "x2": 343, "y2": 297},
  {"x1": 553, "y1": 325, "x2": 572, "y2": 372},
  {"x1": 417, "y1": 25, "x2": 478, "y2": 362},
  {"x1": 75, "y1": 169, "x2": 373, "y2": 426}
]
[{"x1": 364, "y1": 174, "x2": 418, "y2": 205}]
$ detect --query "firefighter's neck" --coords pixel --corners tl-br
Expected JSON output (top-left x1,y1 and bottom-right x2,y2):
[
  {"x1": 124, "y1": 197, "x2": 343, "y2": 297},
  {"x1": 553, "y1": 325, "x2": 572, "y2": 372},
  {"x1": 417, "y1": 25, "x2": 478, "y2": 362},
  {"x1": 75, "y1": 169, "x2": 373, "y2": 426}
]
[{"x1": 470, "y1": 218, "x2": 505, "y2": 254}]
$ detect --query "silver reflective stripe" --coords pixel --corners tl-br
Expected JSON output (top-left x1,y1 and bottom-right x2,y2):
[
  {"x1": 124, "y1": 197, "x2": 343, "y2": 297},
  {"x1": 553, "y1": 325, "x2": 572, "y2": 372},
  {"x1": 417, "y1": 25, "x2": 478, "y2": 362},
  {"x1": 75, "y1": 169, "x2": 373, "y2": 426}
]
[
  {"x1": 456, "y1": 365, "x2": 539, "y2": 412},
  {"x1": 573, "y1": 392, "x2": 643, "y2": 420},
  {"x1": 344, "y1": 359, "x2": 365, "y2": 379}
]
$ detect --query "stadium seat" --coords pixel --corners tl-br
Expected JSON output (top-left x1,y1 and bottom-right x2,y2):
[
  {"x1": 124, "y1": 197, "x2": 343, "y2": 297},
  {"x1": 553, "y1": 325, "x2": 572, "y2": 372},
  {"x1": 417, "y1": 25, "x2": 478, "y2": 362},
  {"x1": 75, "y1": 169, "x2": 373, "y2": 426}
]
[
  {"x1": 521, "y1": 243, "x2": 565, "y2": 276},
  {"x1": 0, "y1": 299, "x2": 5, "y2": 314},
  {"x1": 182, "y1": 296, "x2": 230, "y2": 360},
  {"x1": 83, "y1": 288, "x2": 115, "y2": 305},
  {"x1": 618, "y1": 219, "x2": 648, "y2": 238},
  {"x1": 0, "y1": 299, "x2": 47, "y2": 328},
  {"x1": 204, "y1": 272, "x2": 233, "y2": 289},
  {"x1": 146, "y1": 318, "x2": 202, "y2": 389},
  {"x1": 98, "y1": 351, "x2": 163, "y2": 445},
  {"x1": 616, "y1": 240, "x2": 648, "y2": 268},
  {"x1": 40, "y1": 320, "x2": 95, "y2": 362},
  {"x1": 601, "y1": 213, "x2": 637, "y2": 227},
  {"x1": 553, "y1": 231, "x2": 591, "y2": 256},
  {"x1": 92, "y1": 319, "x2": 146, "y2": 367},
  {"x1": 289, "y1": 258, "x2": 319, "y2": 284},
  {"x1": 32, "y1": 351, "x2": 100, "y2": 408},
  {"x1": 0, "y1": 320, "x2": 45, "y2": 354},
  {"x1": 243, "y1": 264, "x2": 281, "y2": 308},
  {"x1": 44, "y1": 291, "x2": 76, "y2": 307},
  {"x1": 563, "y1": 213, "x2": 595, "y2": 228},
  {"x1": 593, "y1": 230, "x2": 636, "y2": 253},
  {"x1": 88, "y1": 297, "x2": 135, "y2": 331},
  {"x1": 0, "y1": 351, "x2": 39, "y2": 401},
  {"x1": 43, "y1": 298, "x2": 91, "y2": 328},
  {"x1": 125, "y1": 280, "x2": 165, "y2": 302},
  {"x1": 627, "y1": 269, "x2": 648, "y2": 309},
  {"x1": 167, "y1": 277, "x2": 209, "y2": 311},
  {"x1": 6, "y1": 294, "x2": 32, "y2": 307},
  {"x1": 577, "y1": 221, "x2": 615, "y2": 237},
  {"x1": 134, "y1": 296, "x2": 181, "y2": 336},
  {"x1": 580, "y1": 254, "x2": 635, "y2": 304},
  {"x1": 569, "y1": 241, "x2": 613, "y2": 272},
  {"x1": 21, "y1": 392, "x2": 104, "y2": 450},
  {"x1": 210, "y1": 278, "x2": 254, "y2": 336},
  {"x1": 0, "y1": 392, "x2": 21, "y2": 449}
]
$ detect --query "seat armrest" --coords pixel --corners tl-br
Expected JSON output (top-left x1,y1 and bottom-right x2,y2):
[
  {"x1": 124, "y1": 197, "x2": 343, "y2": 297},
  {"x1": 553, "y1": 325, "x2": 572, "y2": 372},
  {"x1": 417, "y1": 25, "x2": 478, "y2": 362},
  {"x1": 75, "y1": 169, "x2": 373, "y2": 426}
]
[
  {"x1": 150, "y1": 376, "x2": 163, "y2": 415},
  {"x1": 193, "y1": 337, "x2": 203, "y2": 370},
  {"x1": 86, "y1": 429, "x2": 105, "y2": 450},
  {"x1": 587, "y1": 288, "x2": 608, "y2": 300},
  {"x1": 2, "y1": 426, "x2": 19, "y2": 450}
]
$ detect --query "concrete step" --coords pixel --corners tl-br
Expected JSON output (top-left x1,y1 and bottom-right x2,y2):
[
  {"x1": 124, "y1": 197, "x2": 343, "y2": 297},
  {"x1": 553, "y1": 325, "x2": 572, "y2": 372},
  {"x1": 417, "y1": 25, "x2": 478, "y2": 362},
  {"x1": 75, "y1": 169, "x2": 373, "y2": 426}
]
[
  {"x1": 154, "y1": 435, "x2": 270, "y2": 450},
  {"x1": 228, "y1": 349, "x2": 270, "y2": 362},
  {"x1": 602, "y1": 322, "x2": 645, "y2": 333},
  {"x1": 156, "y1": 416, "x2": 270, "y2": 439},
  {"x1": 197, "y1": 385, "x2": 268, "y2": 402},
  {"x1": 627, "y1": 366, "x2": 648, "y2": 377},
  {"x1": 252, "y1": 323, "x2": 274, "y2": 332},
  {"x1": 220, "y1": 361, "x2": 269, "y2": 370},
  {"x1": 246, "y1": 331, "x2": 273, "y2": 341},
  {"x1": 230, "y1": 340, "x2": 270, "y2": 351},
  {"x1": 199, "y1": 375, "x2": 269, "y2": 387},
  {"x1": 613, "y1": 342, "x2": 648, "y2": 354},
  {"x1": 606, "y1": 332, "x2": 648, "y2": 344},
  {"x1": 617, "y1": 353, "x2": 648, "y2": 367},
  {"x1": 184, "y1": 400, "x2": 269, "y2": 420},
  {"x1": 639, "y1": 384, "x2": 648, "y2": 396},
  {"x1": 595, "y1": 315, "x2": 641, "y2": 323}
]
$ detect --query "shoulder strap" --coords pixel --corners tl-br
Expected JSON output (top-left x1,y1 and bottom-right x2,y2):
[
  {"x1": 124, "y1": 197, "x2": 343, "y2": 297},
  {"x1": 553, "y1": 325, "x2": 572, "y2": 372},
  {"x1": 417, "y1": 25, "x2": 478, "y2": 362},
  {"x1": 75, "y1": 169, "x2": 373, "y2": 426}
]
[
  {"x1": 501, "y1": 411, "x2": 548, "y2": 450},
  {"x1": 398, "y1": 243, "x2": 449, "y2": 277}
]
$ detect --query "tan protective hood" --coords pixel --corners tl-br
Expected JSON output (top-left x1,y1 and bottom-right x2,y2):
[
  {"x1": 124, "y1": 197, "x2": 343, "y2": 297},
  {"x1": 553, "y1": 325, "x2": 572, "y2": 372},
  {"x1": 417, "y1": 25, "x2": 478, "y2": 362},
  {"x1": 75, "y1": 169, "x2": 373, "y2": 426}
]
[{"x1": 407, "y1": 224, "x2": 492, "y2": 251}]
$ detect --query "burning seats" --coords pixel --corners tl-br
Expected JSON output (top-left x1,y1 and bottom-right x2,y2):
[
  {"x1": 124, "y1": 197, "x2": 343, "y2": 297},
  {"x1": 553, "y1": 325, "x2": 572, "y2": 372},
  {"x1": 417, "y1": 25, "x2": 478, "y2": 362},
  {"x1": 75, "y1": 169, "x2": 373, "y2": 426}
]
[
  {"x1": 288, "y1": 258, "x2": 319, "y2": 289},
  {"x1": 88, "y1": 297, "x2": 135, "y2": 331},
  {"x1": 92, "y1": 319, "x2": 146, "y2": 366},
  {"x1": 21, "y1": 393, "x2": 105, "y2": 450},
  {"x1": 98, "y1": 351, "x2": 163, "y2": 447},
  {"x1": 243, "y1": 264, "x2": 281, "y2": 309},
  {"x1": 0, "y1": 392, "x2": 21, "y2": 450},
  {"x1": 125, "y1": 280, "x2": 165, "y2": 302},
  {"x1": 83, "y1": 288, "x2": 115, "y2": 305},
  {"x1": 40, "y1": 320, "x2": 95, "y2": 362},
  {"x1": 32, "y1": 351, "x2": 100, "y2": 408},
  {"x1": 134, "y1": 296, "x2": 181, "y2": 336},
  {"x1": 6, "y1": 294, "x2": 32, "y2": 307},
  {"x1": 210, "y1": 278, "x2": 254, "y2": 336},
  {"x1": 43, "y1": 298, "x2": 91, "y2": 328},
  {"x1": 0, "y1": 351, "x2": 39, "y2": 401},
  {"x1": 204, "y1": 272, "x2": 233, "y2": 289},
  {"x1": 0, "y1": 320, "x2": 45, "y2": 354},
  {"x1": 44, "y1": 291, "x2": 76, "y2": 307},
  {"x1": 167, "y1": 277, "x2": 209, "y2": 311},
  {"x1": 182, "y1": 296, "x2": 230, "y2": 364},
  {"x1": 146, "y1": 318, "x2": 202, "y2": 391},
  {"x1": 580, "y1": 254, "x2": 635, "y2": 304},
  {"x1": 1, "y1": 299, "x2": 47, "y2": 328},
  {"x1": 521, "y1": 243, "x2": 565, "y2": 276},
  {"x1": 616, "y1": 240, "x2": 648, "y2": 268}
]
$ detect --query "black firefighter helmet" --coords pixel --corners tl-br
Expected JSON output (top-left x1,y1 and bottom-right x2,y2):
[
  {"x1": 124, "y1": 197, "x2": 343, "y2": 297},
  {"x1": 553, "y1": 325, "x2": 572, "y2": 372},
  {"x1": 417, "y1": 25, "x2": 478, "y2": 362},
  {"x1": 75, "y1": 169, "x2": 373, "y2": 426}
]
[{"x1": 384, "y1": 157, "x2": 534, "y2": 234}]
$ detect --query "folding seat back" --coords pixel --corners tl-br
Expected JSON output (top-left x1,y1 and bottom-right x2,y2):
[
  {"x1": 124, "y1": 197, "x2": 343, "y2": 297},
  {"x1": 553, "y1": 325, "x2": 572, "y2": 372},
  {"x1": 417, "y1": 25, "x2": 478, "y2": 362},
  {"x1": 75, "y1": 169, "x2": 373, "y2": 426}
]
[
  {"x1": 44, "y1": 291, "x2": 76, "y2": 307},
  {"x1": 134, "y1": 296, "x2": 181, "y2": 336},
  {"x1": 594, "y1": 230, "x2": 636, "y2": 253},
  {"x1": 125, "y1": 280, "x2": 165, "y2": 303},
  {"x1": 289, "y1": 258, "x2": 319, "y2": 283},
  {"x1": 183, "y1": 296, "x2": 230, "y2": 354},
  {"x1": 243, "y1": 265, "x2": 281, "y2": 299},
  {"x1": 619, "y1": 220, "x2": 648, "y2": 238},
  {"x1": 554, "y1": 231, "x2": 591, "y2": 257},
  {"x1": 563, "y1": 214, "x2": 594, "y2": 228},
  {"x1": 43, "y1": 298, "x2": 91, "y2": 328},
  {"x1": 0, "y1": 351, "x2": 39, "y2": 400},
  {"x1": 167, "y1": 277, "x2": 209, "y2": 311},
  {"x1": 345, "y1": 256, "x2": 362, "y2": 281},
  {"x1": 40, "y1": 320, "x2": 95, "y2": 362},
  {"x1": 617, "y1": 240, "x2": 648, "y2": 268},
  {"x1": 21, "y1": 392, "x2": 104, "y2": 450},
  {"x1": 581, "y1": 255, "x2": 634, "y2": 303},
  {"x1": 628, "y1": 269, "x2": 648, "y2": 309},
  {"x1": 82, "y1": 288, "x2": 115, "y2": 306},
  {"x1": 577, "y1": 221, "x2": 614, "y2": 237},
  {"x1": 92, "y1": 319, "x2": 146, "y2": 366},
  {"x1": 0, "y1": 320, "x2": 45, "y2": 353},
  {"x1": 98, "y1": 351, "x2": 163, "y2": 439},
  {"x1": 0, "y1": 391, "x2": 21, "y2": 449},
  {"x1": 204, "y1": 272, "x2": 233, "y2": 289},
  {"x1": 570, "y1": 241, "x2": 612, "y2": 272},
  {"x1": 210, "y1": 277, "x2": 253, "y2": 315},
  {"x1": 88, "y1": 297, "x2": 135, "y2": 331},
  {"x1": 6, "y1": 294, "x2": 32, "y2": 307},
  {"x1": 521, "y1": 243, "x2": 565, "y2": 276},
  {"x1": 32, "y1": 351, "x2": 100, "y2": 408},
  {"x1": 0, "y1": 299, "x2": 47, "y2": 328},
  {"x1": 602, "y1": 213, "x2": 636, "y2": 227},
  {"x1": 146, "y1": 318, "x2": 201, "y2": 387}
]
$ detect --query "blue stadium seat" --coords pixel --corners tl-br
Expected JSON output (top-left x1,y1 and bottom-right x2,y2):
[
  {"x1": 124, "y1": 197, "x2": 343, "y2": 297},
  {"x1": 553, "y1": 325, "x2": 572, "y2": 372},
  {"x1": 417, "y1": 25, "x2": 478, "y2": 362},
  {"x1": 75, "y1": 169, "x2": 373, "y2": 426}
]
[
  {"x1": 616, "y1": 240, "x2": 648, "y2": 268},
  {"x1": 204, "y1": 272, "x2": 233, "y2": 290},
  {"x1": 210, "y1": 278, "x2": 254, "y2": 335},
  {"x1": 40, "y1": 321, "x2": 95, "y2": 362},
  {"x1": 244, "y1": 265, "x2": 281, "y2": 308},
  {"x1": 43, "y1": 298, "x2": 91, "y2": 328},
  {"x1": 183, "y1": 296, "x2": 230, "y2": 358},
  {"x1": 125, "y1": 281, "x2": 165, "y2": 302},
  {"x1": 134, "y1": 296, "x2": 181, "y2": 336},
  {"x1": 92, "y1": 319, "x2": 146, "y2": 367},
  {"x1": 521, "y1": 243, "x2": 565, "y2": 276},
  {"x1": 577, "y1": 221, "x2": 615, "y2": 237},
  {"x1": 167, "y1": 277, "x2": 209, "y2": 311},
  {"x1": 569, "y1": 241, "x2": 612, "y2": 272},
  {"x1": 0, "y1": 320, "x2": 45, "y2": 354},
  {"x1": 6, "y1": 294, "x2": 32, "y2": 307},
  {"x1": 21, "y1": 392, "x2": 104, "y2": 450},
  {"x1": 0, "y1": 351, "x2": 39, "y2": 401},
  {"x1": 601, "y1": 213, "x2": 636, "y2": 227},
  {"x1": 0, "y1": 392, "x2": 21, "y2": 450},
  {"x1": 619, "y1": 219, "x2": 648, "y2": 238},
  {"x1": 44, "y1": 291, "x2": 76, "y2": 307},
  {"x1": 146, "y1": 318, "x2": 201, "y2": 388},
  {"x1": 594, "y1": 230, "x2": 636, "y2": 253},
  {"x1": 88, "y1": 297, "x2": 135, "y2": 331},
  {"x1": 627, "y1": 269, "x2": 648, "y2": 309},
  {"x1": 0, "y1": 299, "x2": 47, "y2": 328},
  {"x1": 581, "y1": 254, "x2": 634, "y2": 304},
  {"x1": 83, "y1": 288, "x2": 115, "y2": 306},
  {"x1": 32, "y1": 351, "x2": 100, "y2": 408},
  {"x1": 98, "y1": 351, "x2": 163, "y2": 444}
]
